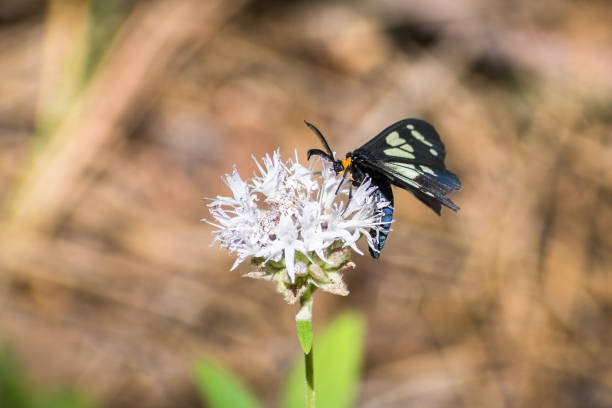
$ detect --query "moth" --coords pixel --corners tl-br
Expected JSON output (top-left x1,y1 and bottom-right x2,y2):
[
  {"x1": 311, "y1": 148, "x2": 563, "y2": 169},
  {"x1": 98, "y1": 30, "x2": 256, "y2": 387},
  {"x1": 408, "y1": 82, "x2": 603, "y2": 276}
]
[{"x1": 306, "y1": 119, "x2": 461, "y2": 258}]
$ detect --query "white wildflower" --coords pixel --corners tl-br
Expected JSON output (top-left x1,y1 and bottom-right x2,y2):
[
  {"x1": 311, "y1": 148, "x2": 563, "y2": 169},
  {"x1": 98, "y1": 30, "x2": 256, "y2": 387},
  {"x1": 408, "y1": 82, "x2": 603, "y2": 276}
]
[{"x1": 204, "y1": 149, "x2": 388, "y2": 302}]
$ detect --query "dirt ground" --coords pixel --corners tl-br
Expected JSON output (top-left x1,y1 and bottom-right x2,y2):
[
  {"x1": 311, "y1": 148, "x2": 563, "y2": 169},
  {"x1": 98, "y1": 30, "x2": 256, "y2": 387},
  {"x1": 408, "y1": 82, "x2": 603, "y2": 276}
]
[{"x1": 1, "y1": 1, "x2": 612, "y2": 407}]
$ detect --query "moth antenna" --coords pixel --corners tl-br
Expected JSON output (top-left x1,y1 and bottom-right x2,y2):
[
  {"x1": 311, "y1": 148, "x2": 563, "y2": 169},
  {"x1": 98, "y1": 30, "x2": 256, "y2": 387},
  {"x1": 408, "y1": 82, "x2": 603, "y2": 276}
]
[
  {"x1": 307, "y1": 148, "x2": 334, "y2": 162},
  {"x1": 304, "y1": 121, "x2": 334, "y2": 158}
]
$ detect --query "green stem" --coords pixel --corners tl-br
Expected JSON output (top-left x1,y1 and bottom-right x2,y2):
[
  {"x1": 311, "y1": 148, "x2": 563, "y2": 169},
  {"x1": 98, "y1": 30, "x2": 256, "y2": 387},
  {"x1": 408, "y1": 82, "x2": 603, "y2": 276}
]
[
  {"x1": 304, "y1": 346, "x2": 315, "y2": 408},
  {"x1": 297, "y1": 285, "x2": 316, "y2": 408}
]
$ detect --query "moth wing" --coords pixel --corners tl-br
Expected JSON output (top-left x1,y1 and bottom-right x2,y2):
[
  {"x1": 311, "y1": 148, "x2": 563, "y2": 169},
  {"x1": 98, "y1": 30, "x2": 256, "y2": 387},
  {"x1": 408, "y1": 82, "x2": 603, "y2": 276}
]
[
  {"x1": 358, "y1": 159, "x2": 461, "y2": 215},
  {"x1": 353, "y1": 118, "x2": 461, "y2": 214},
  {"x1": 356, "y1": 118, "x2": 447, "y2": 167}
]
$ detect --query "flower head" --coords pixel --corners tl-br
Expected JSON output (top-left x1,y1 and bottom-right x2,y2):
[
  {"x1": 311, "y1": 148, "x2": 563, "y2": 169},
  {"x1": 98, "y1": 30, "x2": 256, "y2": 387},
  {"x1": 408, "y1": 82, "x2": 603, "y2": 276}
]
[{"x1": 205, "y1": 149, "x2": 388, "y2": 302}]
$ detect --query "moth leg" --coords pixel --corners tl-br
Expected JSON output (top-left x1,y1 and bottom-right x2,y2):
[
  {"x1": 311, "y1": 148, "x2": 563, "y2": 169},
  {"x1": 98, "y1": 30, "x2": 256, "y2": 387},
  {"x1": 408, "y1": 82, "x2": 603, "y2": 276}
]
[{"x1": 334, "y1": 168, "x2": 350, "y2": 195}]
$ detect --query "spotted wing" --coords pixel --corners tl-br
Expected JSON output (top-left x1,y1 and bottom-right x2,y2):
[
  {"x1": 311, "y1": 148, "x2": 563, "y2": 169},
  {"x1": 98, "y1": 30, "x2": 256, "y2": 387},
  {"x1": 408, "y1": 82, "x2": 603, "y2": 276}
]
[
  {"x1": 353, "y1": 119, "x2": 461, "y2": 215},
  {"x1": 356, "y1": 119, "x2": 447, "y2": 166}
]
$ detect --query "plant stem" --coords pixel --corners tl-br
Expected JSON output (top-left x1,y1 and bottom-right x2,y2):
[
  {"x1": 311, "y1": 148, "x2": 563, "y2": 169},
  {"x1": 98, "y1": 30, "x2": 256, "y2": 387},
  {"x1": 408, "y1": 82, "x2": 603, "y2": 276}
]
[
  {"x1": 297, "y1": 285, "x2": 316, "y2": 408},
  {"x1": 304, "y1": 346, "x2": 315, "y2": 408}
]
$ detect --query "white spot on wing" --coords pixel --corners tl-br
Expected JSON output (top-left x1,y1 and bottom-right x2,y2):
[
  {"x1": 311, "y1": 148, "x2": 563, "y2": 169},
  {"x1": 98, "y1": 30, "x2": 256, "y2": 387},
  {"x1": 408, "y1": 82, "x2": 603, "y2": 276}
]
[
  {"x1": 420, "y1": 165, "x2": 436, "y2": 175},
  {"x1": 405, "y1": 124, "x2": 415, "y2": 130},
  {"x1": 387, "y1": 163, "x2": 419, "y2": 179},
  {"x1": 401, "y1": 144, "x2": 414, "y2": 152},
  {"x1": 384, "y1": 148, "x2": 415, "y2": 159},
  {"x1": 411, "y1": 130, "x2": 434, "y2": 147},
  {"x1": 429, "y1": 148, "x2": 438, "y2": 156},
  {"x1": 385, "y1": 131, "x2": 406, "y2": 147}
]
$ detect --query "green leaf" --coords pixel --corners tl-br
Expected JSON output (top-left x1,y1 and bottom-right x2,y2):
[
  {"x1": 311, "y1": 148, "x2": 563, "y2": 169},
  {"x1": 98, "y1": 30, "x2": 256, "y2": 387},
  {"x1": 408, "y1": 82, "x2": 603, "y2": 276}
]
[
  {"x1": 296, "y1": 319, "x2": 313, "y2": 354},
  {"x1": 0, "y1": 344, "x2": 95, "y2": 408},
  {"x1": 33, "y1": 391, "x2": 95, "y2": 408},
  {"x1": 193, "y1": 359, "x2": 263, "y2": 408},
  {"x1": 0, "y1": 346, "x2": 30, "y2": 408},
  {"x1": 283, "y1": 312, "x2": 366, "y2": 408},
  {"x1": 296, "y1": 293, "x2": 314, "y2": 354}
]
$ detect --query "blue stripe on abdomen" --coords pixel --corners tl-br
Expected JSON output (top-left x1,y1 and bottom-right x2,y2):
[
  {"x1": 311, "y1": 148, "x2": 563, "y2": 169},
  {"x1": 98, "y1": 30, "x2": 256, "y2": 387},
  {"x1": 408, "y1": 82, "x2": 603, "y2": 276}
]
[{"x1": 368, "y1": 186, "x2": 394, "y2": 258}]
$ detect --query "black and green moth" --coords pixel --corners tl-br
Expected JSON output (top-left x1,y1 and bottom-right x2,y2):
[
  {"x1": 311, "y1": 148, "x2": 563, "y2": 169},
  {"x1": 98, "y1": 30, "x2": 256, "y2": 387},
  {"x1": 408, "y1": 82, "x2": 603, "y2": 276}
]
[{"x1": 306, "y1": 118, "x2": 461, "y2": 258}]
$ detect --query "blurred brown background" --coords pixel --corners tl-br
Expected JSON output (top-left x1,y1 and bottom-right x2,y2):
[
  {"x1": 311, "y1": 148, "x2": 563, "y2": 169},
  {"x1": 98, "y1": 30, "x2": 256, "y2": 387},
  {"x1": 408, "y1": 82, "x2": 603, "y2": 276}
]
[{"x1": 1, "y1": 0, "x2": 612, "y2": 407}]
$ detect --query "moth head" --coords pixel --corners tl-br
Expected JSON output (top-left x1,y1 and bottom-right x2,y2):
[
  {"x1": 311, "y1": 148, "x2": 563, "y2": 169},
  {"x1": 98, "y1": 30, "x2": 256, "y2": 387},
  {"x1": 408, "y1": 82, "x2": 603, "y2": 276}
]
[{"x1": 333, "y1": 158, "x2": 346, "y2": 174}]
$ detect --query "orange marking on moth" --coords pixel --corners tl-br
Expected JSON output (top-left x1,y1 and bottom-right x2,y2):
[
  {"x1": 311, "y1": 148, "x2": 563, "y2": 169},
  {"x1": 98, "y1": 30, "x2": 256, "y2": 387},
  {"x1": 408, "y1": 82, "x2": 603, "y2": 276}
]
[{"x1": 342, "y1": 157, "x2": 352, "y2": 169}]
